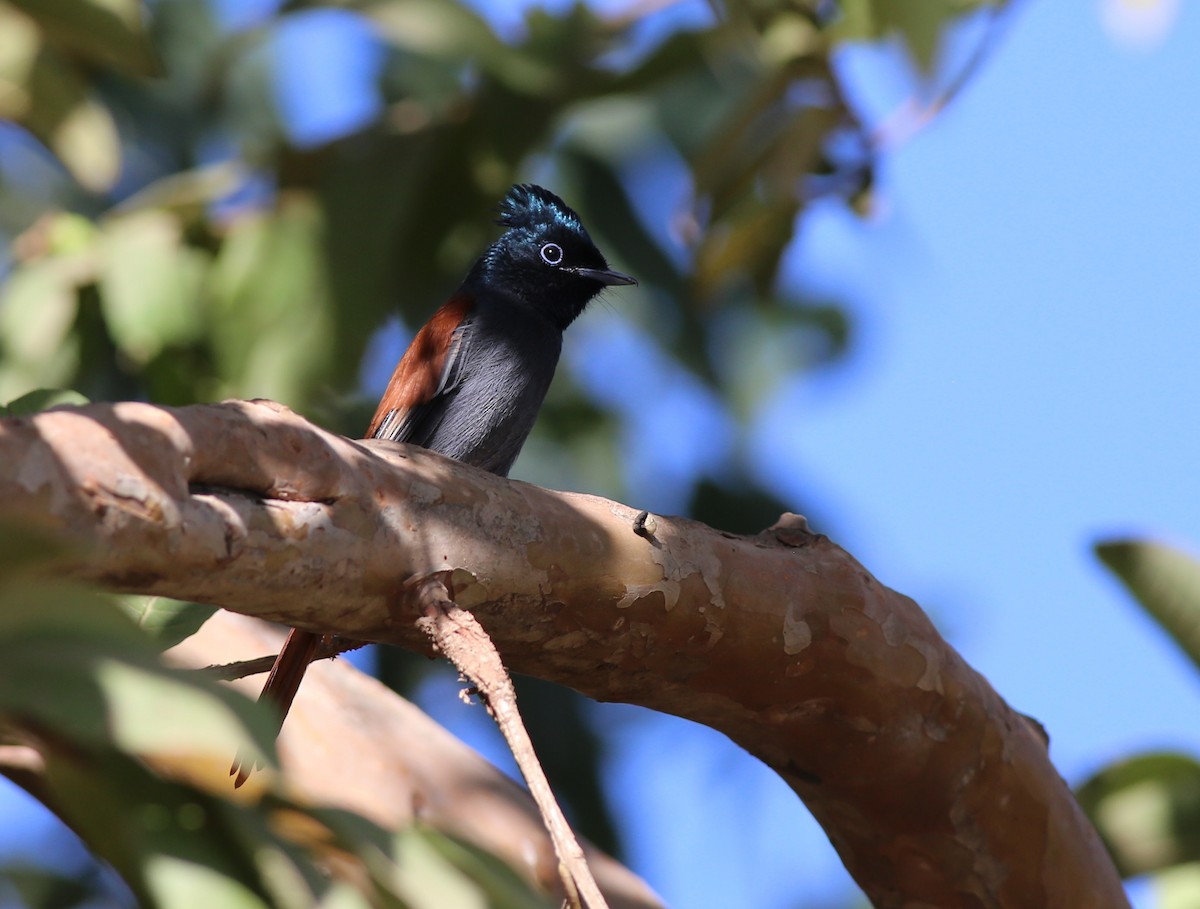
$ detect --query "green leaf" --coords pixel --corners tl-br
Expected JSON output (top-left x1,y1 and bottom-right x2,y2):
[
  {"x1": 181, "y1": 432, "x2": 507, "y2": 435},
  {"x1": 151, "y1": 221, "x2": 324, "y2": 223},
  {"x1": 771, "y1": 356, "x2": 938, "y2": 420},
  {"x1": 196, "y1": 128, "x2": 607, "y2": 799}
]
[
  {"x1": 114, "y1": 162, "x2": 247, "y2": 219},
  {"x1": 0, "y1": 522, "x2": 77, "y2": 578},
  {"x1": 0, "y1": 387, "x2": 88, "y2": 417},
  {"x1": 0, "y1": 580, "x2": 275, "y2": 771},
  {"x1": 873, "y1": 0, "x2": 955, "y2": 71},
  {"x1": 0, "y1": 6, "x2": 41, "y2": 118},
  {"x1": 99, "y1": 659, "x2": 267, "y2": 760},
  {"x1": 208, "y1": 198, "x2": 333, "y2": 404},
  {"x1": 96, "y1": 210, "x2": 209, "y2": 364},
  {"x1": 831, "y1": 0, "x2": 876, "y2": 43},
  {"x1": 367, "y1": 0, "x2": 554, "y2": 95},
  {"x1": 1, "y1": 865, "x2": 107, "y2": 909},
  {"x1": 420, "y1": 828, "x2": 558, "y2": 909},
  {"x1": 18, "y1": 43, "x2": 122, "y2": 191},
  {"x1": 143, "y1": 853, "x2": 271, "y2": 909},
  {"x1": 1159, "y1": 863, "x2": 1200, "y2": 909},
  {"x1": 0, "y1": 247, "x2": 88, "y2": 400},
  {"x1": 693, "y1": 199, "x2": 799, "y2": 301},
  {"x1": 41, "y1": 751, "x2": 273, "y2": 909},
  {"x1": 7, "y1": 0, "x2": 160, "y2": 76},
  {"x1": 121, "y1": 596, "x2": 216, "y2": 649},
  {"x1": 313, "y1": 881, "x2": 380, "y2": 909},
  {"x1": 42, "y1": 83, "x2": 122, "y2": 192},
  {"x1": 308, "y1": 811, "x2": 555, "y2": 909},
  {"x1": 1096, "y1": 538, "x2": 1200, "y2": 673},
  {"x1": 391, "y1": 827, "x2": 490, "y2": 909},
  {"x1": 1077, "y1": 753, "x2": 1200, "y2": 877},
  {"x1": 833, "y1": 0, "x2": 1002, "y2": 72}
]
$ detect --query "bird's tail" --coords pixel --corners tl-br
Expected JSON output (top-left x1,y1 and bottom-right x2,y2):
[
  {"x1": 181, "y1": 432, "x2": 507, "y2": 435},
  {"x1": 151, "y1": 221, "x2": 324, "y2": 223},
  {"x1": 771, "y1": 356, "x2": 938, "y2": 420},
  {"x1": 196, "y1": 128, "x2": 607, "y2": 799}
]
[{"x1": 230, "y1": 628, "x2": 323, "y2": 788}]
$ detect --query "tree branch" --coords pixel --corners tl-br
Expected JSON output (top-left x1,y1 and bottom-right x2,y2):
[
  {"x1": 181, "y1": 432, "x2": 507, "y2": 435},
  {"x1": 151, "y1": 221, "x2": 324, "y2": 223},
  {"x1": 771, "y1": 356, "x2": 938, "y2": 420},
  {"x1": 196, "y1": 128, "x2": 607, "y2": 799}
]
[
  {"x1": 0, "y1": 399, "x2": 1129, "y2": 908},
  {"x1": 414, "y1": 573, "x2": 609, "y2": 909}
]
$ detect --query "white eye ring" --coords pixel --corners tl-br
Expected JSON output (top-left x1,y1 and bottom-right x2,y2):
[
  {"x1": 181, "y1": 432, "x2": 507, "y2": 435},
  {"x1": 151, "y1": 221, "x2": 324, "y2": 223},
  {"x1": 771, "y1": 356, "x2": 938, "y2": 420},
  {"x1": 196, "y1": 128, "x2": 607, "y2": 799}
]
[{"x1": 540, "y1": 242, "x2": 563, "y2": 266}]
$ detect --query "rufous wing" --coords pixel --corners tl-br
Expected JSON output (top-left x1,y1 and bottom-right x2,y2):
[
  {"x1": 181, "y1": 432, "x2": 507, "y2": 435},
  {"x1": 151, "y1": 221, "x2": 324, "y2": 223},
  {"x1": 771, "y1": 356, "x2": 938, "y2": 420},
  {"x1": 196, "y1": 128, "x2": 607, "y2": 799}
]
[{"x1": 367, "y1": 293, "x2": 475, "y2": 442}]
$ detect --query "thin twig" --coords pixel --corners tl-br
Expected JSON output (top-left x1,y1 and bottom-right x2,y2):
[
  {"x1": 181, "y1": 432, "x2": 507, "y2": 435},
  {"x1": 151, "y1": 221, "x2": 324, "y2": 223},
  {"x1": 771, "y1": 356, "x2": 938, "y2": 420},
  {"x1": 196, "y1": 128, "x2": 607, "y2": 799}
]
[
  {"x1": 199, "y1": 636, "x2": 364, "y2": 681},
  {"x1": 411, "y1": 575, "x2": 610, "y2": 909}
]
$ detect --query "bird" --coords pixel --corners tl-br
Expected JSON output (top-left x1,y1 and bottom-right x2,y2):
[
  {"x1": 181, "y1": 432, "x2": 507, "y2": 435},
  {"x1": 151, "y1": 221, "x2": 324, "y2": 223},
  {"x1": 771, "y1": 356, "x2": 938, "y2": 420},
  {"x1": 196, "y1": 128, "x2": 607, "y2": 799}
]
[{"x1": 232, "y1": 183, "x2": 636, "y2": 785}]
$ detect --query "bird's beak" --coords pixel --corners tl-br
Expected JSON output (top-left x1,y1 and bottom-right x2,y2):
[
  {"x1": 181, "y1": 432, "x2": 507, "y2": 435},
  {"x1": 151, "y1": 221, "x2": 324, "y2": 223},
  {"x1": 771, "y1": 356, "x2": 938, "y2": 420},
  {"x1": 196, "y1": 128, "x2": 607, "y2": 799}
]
[{"x1": 570, "y1": 267, "x2": 638, "y2": 286}]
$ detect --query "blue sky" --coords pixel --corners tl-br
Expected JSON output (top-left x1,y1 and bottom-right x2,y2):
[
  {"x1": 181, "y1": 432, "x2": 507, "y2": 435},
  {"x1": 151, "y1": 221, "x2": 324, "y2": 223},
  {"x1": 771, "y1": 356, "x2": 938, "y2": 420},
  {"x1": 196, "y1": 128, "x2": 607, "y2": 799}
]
[
  {"x1": 3, "y1": 2, "x2": 1198, "y2": 908},
  {"x1": 793, "y1": 0, "x2": 1200, "y2": 781},
  {"x1": 753, "y1": 2, "x2": 1199, "y2": 905},
  {"x1": 412, "y1": 3, "x2": 1200, "y2": 908}
]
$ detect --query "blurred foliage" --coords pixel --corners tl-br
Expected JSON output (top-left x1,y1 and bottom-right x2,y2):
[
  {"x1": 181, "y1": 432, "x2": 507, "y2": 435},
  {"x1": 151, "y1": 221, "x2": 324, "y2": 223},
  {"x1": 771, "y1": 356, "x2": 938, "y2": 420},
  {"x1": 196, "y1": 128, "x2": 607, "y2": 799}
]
[
  {"x1": 0, "y1": 386, "x2": 86, "y2": 417},
  {"x1": 1096, "y1": 539, "x2": 1200, "y2": 673},
  {"x1": 0, "y1": 863, "x2": 122, "y2": 909},
  {"x1": 1080, "y1": 539, "x2": 1200, "y2": 900},
  {"x1": 0, "y1": 0, "x2": 1008, "y2": 905},
  {"x1": 0, "y1": 0, "x2": 999, "y2": 451},
  {"x1": 120, "y1": 595, "x2": 218, "y2": 649},
  {"x1": 1078, "y1": 753, "x2": 1200, "y2": 879},
  {"x1": 0, "y1": 520, "x2": 556, "y2": 909}
]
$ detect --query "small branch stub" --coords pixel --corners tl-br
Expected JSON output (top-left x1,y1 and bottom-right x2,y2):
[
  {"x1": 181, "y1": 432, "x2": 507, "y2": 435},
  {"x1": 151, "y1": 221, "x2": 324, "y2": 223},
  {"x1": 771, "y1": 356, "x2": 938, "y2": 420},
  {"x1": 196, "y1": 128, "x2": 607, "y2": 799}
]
[{"x1": 632, "y1": 510, "x2": 656, "y2": 540}]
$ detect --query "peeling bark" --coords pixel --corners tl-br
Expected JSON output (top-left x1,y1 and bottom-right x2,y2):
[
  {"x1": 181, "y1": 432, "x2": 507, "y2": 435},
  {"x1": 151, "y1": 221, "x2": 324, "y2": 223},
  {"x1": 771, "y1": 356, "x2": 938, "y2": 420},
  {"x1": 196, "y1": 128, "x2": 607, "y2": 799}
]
[{"x1": 0, "y1": 400, "x2": 1129, "y2": 908}]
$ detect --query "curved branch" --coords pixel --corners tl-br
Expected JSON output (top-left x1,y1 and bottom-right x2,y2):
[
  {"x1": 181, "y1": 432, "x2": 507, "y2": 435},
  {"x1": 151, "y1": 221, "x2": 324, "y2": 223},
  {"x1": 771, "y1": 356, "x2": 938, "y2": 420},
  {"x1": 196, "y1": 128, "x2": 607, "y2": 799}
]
[{"x1": 0, "y1": 399, "x2": 1128, "y2": 908}]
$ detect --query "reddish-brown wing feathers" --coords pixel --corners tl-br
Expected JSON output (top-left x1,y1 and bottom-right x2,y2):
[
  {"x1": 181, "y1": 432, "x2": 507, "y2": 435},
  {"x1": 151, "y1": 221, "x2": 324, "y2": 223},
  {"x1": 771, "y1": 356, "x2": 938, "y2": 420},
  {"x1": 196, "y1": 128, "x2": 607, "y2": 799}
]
[
  {"x1": 367, "y1": 294, "x2": 474, "y2": 439},
  {"x1": 233, "y1": 293, "x2": 475, "y2": 788}
]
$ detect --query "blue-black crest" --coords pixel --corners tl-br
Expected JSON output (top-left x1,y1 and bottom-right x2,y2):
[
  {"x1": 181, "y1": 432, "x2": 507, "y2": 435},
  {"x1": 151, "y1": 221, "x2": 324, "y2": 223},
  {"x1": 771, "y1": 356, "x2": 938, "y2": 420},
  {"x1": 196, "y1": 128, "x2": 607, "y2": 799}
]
[
  {"x1": 469, "y1": 183, "x2": 634, "y2": 329},
  {"x1": 496, "y1": 184, "x2": 586, "y2": 237}
]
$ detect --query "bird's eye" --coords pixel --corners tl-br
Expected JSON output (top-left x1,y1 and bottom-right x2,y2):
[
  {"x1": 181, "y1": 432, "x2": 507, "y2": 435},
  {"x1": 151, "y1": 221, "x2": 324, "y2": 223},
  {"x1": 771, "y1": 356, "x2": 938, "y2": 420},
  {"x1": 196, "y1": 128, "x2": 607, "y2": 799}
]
[{"x1": 540, "y1": 242, "x2": 564, "y2": 266}]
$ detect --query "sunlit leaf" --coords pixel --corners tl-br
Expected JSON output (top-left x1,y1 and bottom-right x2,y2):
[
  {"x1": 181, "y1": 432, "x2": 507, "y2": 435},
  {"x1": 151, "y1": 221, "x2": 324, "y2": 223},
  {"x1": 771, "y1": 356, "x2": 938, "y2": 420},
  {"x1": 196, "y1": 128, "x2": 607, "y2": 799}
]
[
  {"x1": 143, "y1": 854, "x2": 270, "y2": 909},
  {"x1": 314, "y1": 880, "x2": 379, "y2": 909},
  {"x1": 309, "y1": 811, "x2": 554, "y2": 909},
  {"x1": 833, "y1": 0, "x2": 877, "y2": 43},
  {"x1": 1159, "y1": 863, "x2": 1200, "y2": 909},
  {"x1": 420, "y1": 826, "x2": 558, "y2": 909},
  {"x1": 97, "y1": 210, "x2": 209, "y2": 364},
  {"x1": 121, "y1": 596, "x2": 216, "y2": 649},
  {"x1": 1077, "y1": 753, "x2": 1200, "y2": 877},
  {"x1": 0, "y1": 580, "x2": 275, "y2": 773},
  {"x1": 0, "y1": 232, "x2": 92, "y2": 400},
  {"x1": 208, "y1": 199, "x2": 333, "y2": 405},
  {"x1": 0, "y1": 6, "x2": 41, "y2": 119},
  {"x1": 1096, "y1": 538, "x2": 1200, "y2": 673},
  {"x1": 114, "y1": 162, "x2": 249, "y2": 219},
  {"x1": 391, "y1": 827, "x2": 491, "y2": 909},
  {"x1": 47, "y1": 90, "x2": 122, "y2": 192},
  {"x1": 10, "y1": 42, "x2": 122, "y2": 191}
]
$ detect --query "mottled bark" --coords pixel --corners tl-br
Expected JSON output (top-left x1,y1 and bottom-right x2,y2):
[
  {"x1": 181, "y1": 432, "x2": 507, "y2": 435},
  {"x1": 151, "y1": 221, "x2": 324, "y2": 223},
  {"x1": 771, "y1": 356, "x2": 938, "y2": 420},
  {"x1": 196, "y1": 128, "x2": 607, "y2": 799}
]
[{"x1": 0, "y1": 400, "x2": 1129, "y2": 909}]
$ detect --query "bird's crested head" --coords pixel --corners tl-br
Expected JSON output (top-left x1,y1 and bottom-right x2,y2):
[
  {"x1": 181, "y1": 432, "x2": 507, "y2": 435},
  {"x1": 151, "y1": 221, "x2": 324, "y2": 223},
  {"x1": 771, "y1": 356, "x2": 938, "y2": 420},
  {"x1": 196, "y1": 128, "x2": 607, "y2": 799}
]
[{"x1": 470, "y1": 184, "x2": 635, "y2": 329}]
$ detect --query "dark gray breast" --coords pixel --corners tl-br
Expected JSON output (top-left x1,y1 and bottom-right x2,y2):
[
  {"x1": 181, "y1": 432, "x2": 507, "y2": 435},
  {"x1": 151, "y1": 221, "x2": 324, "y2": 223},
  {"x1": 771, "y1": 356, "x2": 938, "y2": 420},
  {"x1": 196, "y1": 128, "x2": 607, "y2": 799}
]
[{"x1": 419, "y1": 304, "x2": 563, "y2": 477}]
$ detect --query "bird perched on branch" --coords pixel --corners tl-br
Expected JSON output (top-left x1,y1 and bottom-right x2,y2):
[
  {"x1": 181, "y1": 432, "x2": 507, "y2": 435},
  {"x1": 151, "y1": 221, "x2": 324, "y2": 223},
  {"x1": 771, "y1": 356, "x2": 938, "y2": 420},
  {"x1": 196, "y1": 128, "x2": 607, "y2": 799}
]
[{"x1": 233, "y1": 183, "x2": 636, "y2": 785}]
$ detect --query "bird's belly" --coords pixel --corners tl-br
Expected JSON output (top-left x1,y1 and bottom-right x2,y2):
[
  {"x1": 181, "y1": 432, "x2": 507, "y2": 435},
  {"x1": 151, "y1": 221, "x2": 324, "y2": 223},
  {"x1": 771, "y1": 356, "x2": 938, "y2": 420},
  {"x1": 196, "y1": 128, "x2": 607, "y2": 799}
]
[{"x1": 425, "y1": 358, "x2": 553, "y2": 477}]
